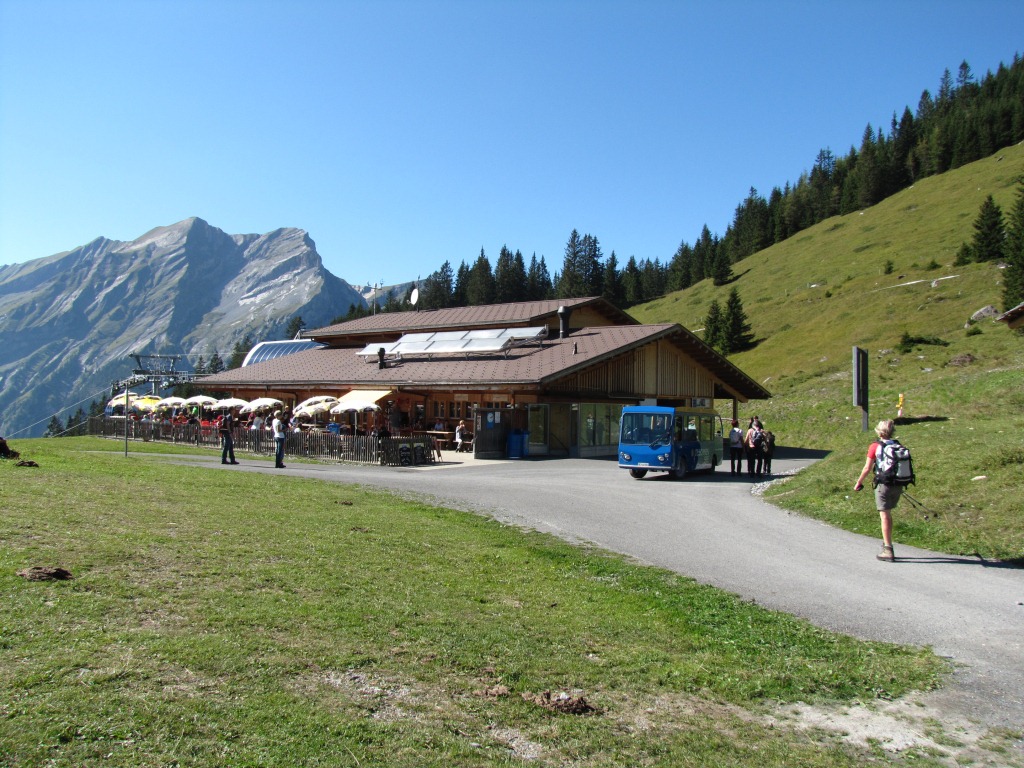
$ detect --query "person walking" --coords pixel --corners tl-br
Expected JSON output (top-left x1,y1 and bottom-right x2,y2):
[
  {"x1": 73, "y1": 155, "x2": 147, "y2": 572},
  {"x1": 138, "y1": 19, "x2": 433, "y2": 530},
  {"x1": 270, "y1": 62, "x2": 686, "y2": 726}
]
[
  {"x1": 728, "y1": 419, "x2": 744, "y2": 475},
  {"x1": 854, "y1": 419, "x2": 903, "y2": 562},
  {"x1": 272, "y1": 409, "x2": 287, "y2": 468},
  {"x1": 220, "y1": 407, "x2": 239, "y2": 464}
]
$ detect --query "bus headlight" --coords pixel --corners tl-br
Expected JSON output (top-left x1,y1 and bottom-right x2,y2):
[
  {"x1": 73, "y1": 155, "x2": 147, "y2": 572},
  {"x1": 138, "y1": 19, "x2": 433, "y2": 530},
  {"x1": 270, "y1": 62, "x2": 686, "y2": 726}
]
[
  {"x1": 657, "y1": 453, "x2": 668, "y2": 463},
  {"x1": 620, "y1": 452, "x2": 631, "y2": 462}
]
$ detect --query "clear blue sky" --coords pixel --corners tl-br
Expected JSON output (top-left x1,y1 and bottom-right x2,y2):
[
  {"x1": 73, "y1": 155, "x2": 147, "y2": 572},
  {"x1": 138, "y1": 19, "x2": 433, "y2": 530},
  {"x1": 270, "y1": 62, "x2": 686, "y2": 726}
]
[{"x1": 2, "y1": 0, "x2": 1022, "y2": 288}]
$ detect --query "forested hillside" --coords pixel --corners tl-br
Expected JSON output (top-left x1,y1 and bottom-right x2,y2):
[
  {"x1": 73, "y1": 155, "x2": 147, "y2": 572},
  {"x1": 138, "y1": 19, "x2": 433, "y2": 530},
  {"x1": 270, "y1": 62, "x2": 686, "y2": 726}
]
[{"x1": 359, "y1": 54, "x2": 1024, "y2": 317}]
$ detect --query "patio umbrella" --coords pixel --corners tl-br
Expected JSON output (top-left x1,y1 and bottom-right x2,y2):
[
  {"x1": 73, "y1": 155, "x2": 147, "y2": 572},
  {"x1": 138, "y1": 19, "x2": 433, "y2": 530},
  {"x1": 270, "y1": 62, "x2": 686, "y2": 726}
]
[
  {"x1": 295, "y1": 401, "x2": 332, "y2": 418},
  {"x1": 296, "y1": 395, "x2": 339, "y2": 411},
  {"x1": 133, "y1": 396, "x2": 163, "y2": 412},
  {"x1": 330, "y1": 401, "x2": 381, "y2": 414},
  {"x1": 241, "y1": 397, "x2": 283, "y2": 413},
  {"x1": 107, "y1": 392, "x2": 139, "y2": 408},
  {"x1": 184, "y1": 395, "x2": 218, "y2": 406},
  {"x1": 213, "y1": 397, "x2": 250, "y2": 410},
  {"x1": 155, "y1": 396, "x2": 187, "y2": 408}
]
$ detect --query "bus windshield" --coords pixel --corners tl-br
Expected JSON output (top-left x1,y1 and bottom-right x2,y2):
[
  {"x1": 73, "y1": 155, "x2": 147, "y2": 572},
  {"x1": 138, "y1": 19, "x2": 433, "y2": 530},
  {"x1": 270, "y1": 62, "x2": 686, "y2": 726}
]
[{"x1": 619, "y1": 411, "x2": 674, "y2": 446}]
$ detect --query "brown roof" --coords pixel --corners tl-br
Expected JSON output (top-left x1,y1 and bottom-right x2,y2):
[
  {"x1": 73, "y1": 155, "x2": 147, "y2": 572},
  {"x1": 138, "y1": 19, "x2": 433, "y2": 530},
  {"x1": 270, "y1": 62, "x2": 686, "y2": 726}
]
[
  {"x1": 306, "y1": 296, "x2": 636, "y2": 343},
  {"x1": 202, "y1": 323, "x2": 770, "y2": 401}
]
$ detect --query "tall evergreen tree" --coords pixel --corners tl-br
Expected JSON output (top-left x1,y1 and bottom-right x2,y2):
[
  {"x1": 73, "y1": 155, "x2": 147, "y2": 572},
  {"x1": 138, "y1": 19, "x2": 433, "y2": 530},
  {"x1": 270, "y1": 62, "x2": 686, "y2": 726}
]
[
  {"x1": 711, "y1": 248, "x2": 733, "y2": 286},
  {"x1": 228, "y1": 334, "x2": 254, "y2": 369},
  {"x1": 284, "y1": 316, "x2": 305, "y2": 339},
  {"x1": 703, "y1": 299, "x2": 726, "y2": 353},
  {"x1": 421, "y1": 261, "x2": 455, "y2": 310},
  {"x1": 465, "y1": 248, "x2": 495, "y2": 305},
  {"x1": 724, "y1": 288, "x2": 755, "y2": 353},
  {"x1": 601, "y1": 251, "x2": 623, "y2": 307},
  {"x1": 45, "y1": 415, "x2": 64, "y2": 437},
  {"x1": 1003, "y1": 180, "x2": 1024, "y2": 311},
  {"x1": 622, "y1": 256, "x2": 643, "y2": 306},
  {"x1": 557, "y1": 229, "x2": 588, "y2": 298},
  {"x1": 526, "y1": 253, "x2": 552, "y2": 300},
  {"x1": 493, "y1": 246, "x2": 526, "y2": 303},
  {"x1": 581, "y1": 234, "x2": 604, "y2": 296},
  {"x1": 970, "y1": 194, "x2": 1006, "y2": 262},
  {"x1": 207, "y1": 351, "x2": 225, "y2": 375},
  {"x1": 667, "y1": 240, "x2": 693, "y2": 291}
]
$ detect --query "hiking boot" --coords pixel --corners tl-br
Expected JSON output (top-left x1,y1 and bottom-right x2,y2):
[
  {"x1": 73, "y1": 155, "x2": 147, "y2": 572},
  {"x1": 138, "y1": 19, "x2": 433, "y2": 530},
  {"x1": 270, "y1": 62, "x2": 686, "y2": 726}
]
[{"x1": 876, "y1": 545, "x2": 895, "y2": 562}]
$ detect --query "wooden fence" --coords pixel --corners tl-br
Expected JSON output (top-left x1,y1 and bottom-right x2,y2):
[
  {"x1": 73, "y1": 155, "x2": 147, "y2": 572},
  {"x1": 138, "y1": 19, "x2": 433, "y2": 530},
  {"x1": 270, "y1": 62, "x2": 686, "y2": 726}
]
[{"x1": 87, "y1": 417, "x2": 439, "y2": 467}]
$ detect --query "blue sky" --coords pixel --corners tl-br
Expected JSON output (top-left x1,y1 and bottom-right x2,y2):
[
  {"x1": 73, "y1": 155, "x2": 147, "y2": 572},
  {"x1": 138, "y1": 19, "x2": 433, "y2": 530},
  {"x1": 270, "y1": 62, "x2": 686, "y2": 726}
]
[{"x1": 2, "y1": 0, "x2": 1022, "y2": 289}]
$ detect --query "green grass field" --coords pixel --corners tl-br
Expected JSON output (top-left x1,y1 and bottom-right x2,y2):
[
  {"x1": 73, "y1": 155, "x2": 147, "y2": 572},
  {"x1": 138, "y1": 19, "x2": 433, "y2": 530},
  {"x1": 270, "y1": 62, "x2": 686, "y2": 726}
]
[
  {"x1": 632, "y1": 143, "x2": 1024, "y2": 562},
  {"x1": 1, "y1": 438, "x2": 950, "y2": 767}
]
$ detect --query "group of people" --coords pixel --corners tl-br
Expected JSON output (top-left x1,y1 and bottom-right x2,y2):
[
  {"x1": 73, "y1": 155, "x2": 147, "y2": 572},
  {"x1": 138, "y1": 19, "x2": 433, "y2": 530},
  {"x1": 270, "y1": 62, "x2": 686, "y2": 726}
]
[{"x1": 728, "y1": 417, "x2": 775, "y2": 477}]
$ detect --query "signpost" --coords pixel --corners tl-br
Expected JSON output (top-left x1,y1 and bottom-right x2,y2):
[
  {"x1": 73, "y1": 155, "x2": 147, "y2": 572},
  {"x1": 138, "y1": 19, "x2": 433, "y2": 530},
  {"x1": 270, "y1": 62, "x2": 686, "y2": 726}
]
[{"x1": 852, "y1": 346, "x2": 869, "y2": 431}]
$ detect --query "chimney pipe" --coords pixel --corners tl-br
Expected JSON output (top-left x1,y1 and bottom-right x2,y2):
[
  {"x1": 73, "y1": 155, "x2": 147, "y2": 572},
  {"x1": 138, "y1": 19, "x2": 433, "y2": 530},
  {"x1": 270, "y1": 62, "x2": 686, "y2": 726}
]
[
  {"x1": 557, "y1": 305, "x2": 571, "y2": 339},
  {"x1": 377, "y1": 347, "x2": 386, "y2": 370}
]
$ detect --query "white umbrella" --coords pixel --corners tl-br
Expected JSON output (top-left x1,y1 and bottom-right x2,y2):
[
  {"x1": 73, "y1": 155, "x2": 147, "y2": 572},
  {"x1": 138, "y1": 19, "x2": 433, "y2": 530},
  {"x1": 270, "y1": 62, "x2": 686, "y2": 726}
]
[
  {"x1": 330, "y1": 401, "x2": 381, "y2": 414},
  {"x1": 296, "y1": 401, "x2": 332, "y2": 417},
  {"x1": 296, "y1": 395, "x2": 339, "y2": 410},
  {"x1": 241, "y1": 397, "x2": 284, "y2": 413},
  {"x1": 155, "y1": 396, "x2": 187, "y2": 408},
  {"x1": 184, "y1": 395, "x2": 218, "y2": 406},
  {"x1": 213, "y1": 397, "x2": 250, "y2": 410}
]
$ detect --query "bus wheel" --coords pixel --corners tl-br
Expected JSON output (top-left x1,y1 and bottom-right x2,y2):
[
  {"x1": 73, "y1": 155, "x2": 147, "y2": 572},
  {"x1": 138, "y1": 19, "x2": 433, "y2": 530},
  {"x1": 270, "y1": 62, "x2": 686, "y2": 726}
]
[
  {"x1": 629, "y1": 469, "x2": 648, "y2": 479},
  {"x1": 672, "y1": 464, "x2": 687, "y2": 480}
]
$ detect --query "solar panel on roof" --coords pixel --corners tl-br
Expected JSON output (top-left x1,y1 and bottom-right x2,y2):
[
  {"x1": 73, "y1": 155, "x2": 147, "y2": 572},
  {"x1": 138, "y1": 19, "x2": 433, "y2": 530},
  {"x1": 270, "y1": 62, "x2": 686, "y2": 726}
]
[{"x1": 355, "y1": 325, "x2": 547, "y2": 360}]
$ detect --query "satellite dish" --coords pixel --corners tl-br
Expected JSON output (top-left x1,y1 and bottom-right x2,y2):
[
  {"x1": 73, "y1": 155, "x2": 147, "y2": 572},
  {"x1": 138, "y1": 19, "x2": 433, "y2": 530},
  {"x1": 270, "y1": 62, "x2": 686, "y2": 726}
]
[{"x1": 410, "y1": 288, "x2": 419, "y2": 306}]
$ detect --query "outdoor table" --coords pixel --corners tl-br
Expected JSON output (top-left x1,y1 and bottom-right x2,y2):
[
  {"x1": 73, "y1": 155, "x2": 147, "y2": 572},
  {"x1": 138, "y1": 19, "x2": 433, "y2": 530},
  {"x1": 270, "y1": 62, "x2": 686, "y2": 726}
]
[{"x1": 422, "y1": 430, "x2": 454, "y2": 450}]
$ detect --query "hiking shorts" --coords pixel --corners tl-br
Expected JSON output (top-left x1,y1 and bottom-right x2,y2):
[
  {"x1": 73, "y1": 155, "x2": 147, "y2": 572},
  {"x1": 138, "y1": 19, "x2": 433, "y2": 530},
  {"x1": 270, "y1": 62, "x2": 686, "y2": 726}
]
[{"x1": 875, "y1": 482, "x2": 903, "y2": 512}]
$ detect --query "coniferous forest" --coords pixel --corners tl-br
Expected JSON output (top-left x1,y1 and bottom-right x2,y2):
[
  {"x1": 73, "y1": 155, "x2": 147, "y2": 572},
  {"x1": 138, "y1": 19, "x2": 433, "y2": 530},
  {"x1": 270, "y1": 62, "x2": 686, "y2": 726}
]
[{"x1": 340, "y1": 55, "x2": 1024, "y2": 324}]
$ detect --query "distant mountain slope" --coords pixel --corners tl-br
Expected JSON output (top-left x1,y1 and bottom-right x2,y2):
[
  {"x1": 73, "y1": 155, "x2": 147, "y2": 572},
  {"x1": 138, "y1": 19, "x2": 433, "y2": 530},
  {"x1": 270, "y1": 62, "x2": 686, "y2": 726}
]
[{"x1": 0, "y1": 217, "x2": 366, "y2": 437}]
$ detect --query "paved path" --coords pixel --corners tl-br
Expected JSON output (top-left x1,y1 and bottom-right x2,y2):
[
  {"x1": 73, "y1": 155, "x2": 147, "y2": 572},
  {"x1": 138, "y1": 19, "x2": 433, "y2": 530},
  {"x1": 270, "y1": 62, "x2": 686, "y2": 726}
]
[{"x1": 182, "y1": 448, "x2": 1024, "y2": 734}]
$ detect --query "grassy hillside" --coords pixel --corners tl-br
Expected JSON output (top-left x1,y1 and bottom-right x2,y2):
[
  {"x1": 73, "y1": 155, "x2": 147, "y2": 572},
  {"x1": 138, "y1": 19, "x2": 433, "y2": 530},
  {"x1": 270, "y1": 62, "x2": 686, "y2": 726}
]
[{"x1": 631, "y1": 143, "x2": 1024, "y2": 561}]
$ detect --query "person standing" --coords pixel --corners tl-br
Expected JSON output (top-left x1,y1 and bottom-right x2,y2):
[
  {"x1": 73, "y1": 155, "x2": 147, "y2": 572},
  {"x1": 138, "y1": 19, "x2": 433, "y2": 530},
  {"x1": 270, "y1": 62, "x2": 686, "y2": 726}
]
[
  {"x1": 250, "y1": 412, "x2": 264, "y2": 452},
  {"x1": 220, "y1": 408, "x2": 239, "y2": 464},
  {"x1": 761, "y1": 428, "x2": 776, "y2": 476},
  {"x1": 728, "y1": 419, "x2": 744, "y2": 475},
  {"x1": 744, "y1": 417, "x2": 763, "y2": 477},
  {"x1": 854, "y1": 419, "x2": 902, "y2": 562},
  {"x1": 272, "y1": 409, "x2": 287, "y2": 468}
]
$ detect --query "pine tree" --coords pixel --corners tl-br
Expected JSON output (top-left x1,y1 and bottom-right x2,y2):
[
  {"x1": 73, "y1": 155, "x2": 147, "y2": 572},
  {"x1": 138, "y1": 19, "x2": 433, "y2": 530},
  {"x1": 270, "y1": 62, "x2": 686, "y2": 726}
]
[
  {"x1": 421, "y1": 261, "x2": 455, "y2": 309},
  {"x1": 228, "y1": 334, "x2": 254, "y2": 369},
  {"x1": 703, "y1": 300, "x2": 726, "y2": 353},
  {"x1": 493, "y1": 246, "x2": 526, "y2": 303},
  {"x1": 45, "y1": 415, "x2": 64, "y2": 437},
  {"x1": 557, "y1": 230, "x2": 588, "y2": 298},
  {"x1": 285, "y1": 316, "x2": 305, "y2": 339},
  {"x1": 711, "y1": 248, "x2": 733, "y2": 286},
  {"x1": 601, "y1": 251, "x2": 623, "y2": 307},
  {"x1": 465, "y1": 248, "x2": 494, "y2": 305},
  {"x1": 970, "y1": 195, "x2": 1006, "y2": 262},
  {"x1": 526, "y1": 253, "x2": 552, "y2": 300},
  {"x1": 724, "y1": 288, "x2": 755, "y2": 353},
  {"x1": 1003, "y1": 180, "x2": 1024, "y2": 311},
  {"x1": 207, "y1": 351, "x2": 225, "y2": 375}
]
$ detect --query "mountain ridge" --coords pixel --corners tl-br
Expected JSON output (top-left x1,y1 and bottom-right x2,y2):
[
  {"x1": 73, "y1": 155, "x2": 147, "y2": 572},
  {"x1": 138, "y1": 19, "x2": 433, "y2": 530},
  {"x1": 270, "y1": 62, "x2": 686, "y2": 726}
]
[{"x1": 0, "y1": 217, "x2": 368, "y2": 437}]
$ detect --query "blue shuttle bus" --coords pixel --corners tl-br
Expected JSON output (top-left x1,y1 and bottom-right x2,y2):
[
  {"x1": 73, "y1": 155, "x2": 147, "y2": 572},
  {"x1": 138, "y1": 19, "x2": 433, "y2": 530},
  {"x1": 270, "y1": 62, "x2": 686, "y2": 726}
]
[{"x1": 617, "y1": 405, "x2": 724, "y2": 479}]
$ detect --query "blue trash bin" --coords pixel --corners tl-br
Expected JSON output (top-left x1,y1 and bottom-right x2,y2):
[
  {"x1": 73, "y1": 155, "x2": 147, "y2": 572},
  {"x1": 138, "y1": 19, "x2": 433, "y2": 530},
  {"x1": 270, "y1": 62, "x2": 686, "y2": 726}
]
[{"x1": 507, "y1": 429, "x2": 523, "y2": 459}]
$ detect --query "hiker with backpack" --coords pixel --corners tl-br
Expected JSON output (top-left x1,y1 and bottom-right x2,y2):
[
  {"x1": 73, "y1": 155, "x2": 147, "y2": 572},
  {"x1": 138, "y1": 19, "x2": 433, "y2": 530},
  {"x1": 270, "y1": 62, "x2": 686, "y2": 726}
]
[
  {"x1": 853, "y1": 419, "x2": 915, "y2": 562},
  {"x1": 744, "y1": 417, "x2": 764, "y2": 477}
]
